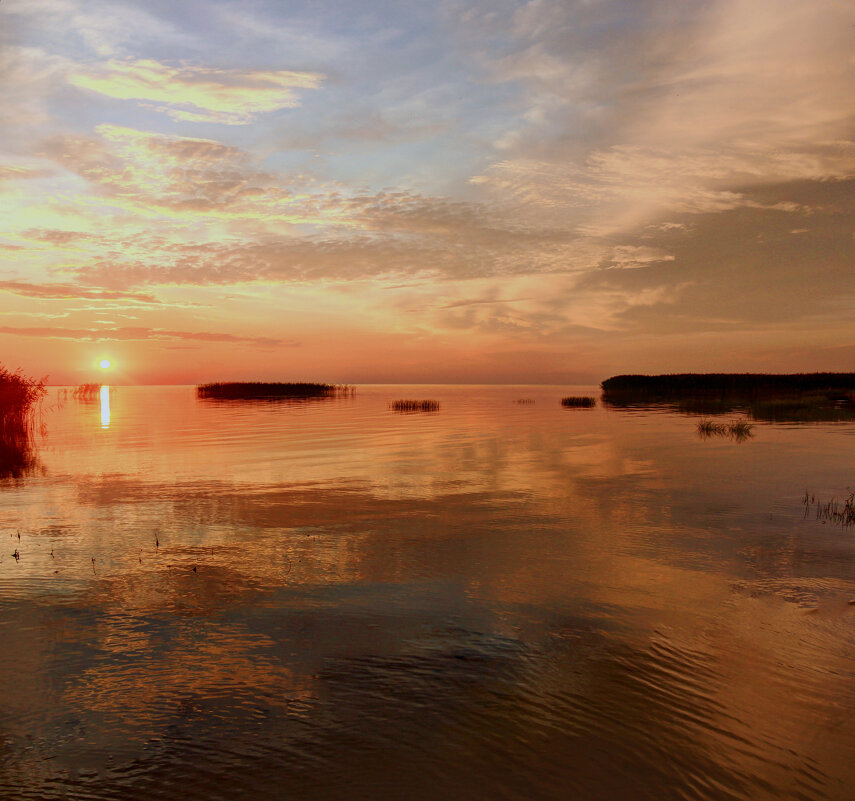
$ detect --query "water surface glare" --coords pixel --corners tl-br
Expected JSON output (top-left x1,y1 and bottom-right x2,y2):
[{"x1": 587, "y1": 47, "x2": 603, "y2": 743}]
[{"x1": 2, "y1": 385, "x2": 855, "y2": 801}]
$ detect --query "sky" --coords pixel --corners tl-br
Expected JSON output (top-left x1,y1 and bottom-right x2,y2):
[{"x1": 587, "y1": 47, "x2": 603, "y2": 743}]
[{"x1": 1, "y1": 0, "x2": 854, "y2": 385}]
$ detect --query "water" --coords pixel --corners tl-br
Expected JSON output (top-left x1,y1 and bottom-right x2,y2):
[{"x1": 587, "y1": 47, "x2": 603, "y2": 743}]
[{"x1": 1, "y1": 385, "x2": 854, "y2": 801}]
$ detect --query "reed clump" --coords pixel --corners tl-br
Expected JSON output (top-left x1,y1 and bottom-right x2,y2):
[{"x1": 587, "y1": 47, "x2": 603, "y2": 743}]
[
  {"x1": 196, "y1": 382, "x2": 354, "y2": 400},
  {"x1": 730, "y1": 420, "x2": 754, "y2": 439},
  {"x1": 696, "y1": 419, "x2": 754, "y2": 441},
  {"x1": 803, "y1": 490, "x2": 855, "y2": 527},
  {"x1": 697, "y1": 419, "x2": 728, "y2": 436},
  {"x1": 561, "y1": 396, "x2": 596, "y2": 408},
  {"x1": 390, "y1": 399, "x2": 440, "y2": 413},
  {"x1": 73, "y1": 383, "x2": 102, "y2": 400}
]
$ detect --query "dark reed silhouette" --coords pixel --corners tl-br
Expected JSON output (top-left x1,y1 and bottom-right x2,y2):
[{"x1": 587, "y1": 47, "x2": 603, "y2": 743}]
[
  {"x1": 0, "y1": 366, "x2": 46, "y2": 479},
  {"x1": 390, "y1": 399, "x2": 440, "y2": 413},
  {"x1": 602, "y1": 373, "x2": 855, "y2": 422},
  {"x1": 803, "y1": 490, "x2": 855, "y2": 527},
  {"x1": 73, "y1": 383, "x2": 102, "y2": 400},
  {"x1": 197, "y1": 382, "x2": 353, "y2": 400},
  {"x1": 603, "y1": 373, "x2": 855, "y2": 397},
  {"x1": 561, "y1": 396, "x2": 596, "y2": 408}
]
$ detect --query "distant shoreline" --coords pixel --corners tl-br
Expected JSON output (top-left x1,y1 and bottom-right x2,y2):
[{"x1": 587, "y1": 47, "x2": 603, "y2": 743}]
[
  {"x1": 601, "y1": 373, "x2": 855, "y2": 422},
  {"x1": 601, "y1": 373, "x2": 855, "y2": 397}
]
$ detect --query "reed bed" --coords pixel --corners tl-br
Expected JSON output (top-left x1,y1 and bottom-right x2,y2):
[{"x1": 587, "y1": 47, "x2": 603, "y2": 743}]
[
  {"x1": 0, "y1": 366, "x2": 46, "y2": 478},
  {"x1": 803, "y1": 490, "x2": 855, "y2": 527},
  {"x1": 561, "y1": 396, "x2": 596, "y2": 408},
  {"x1": 196, "y1": 382, "x2": 354, "y2": 400},
  {"x1": 0, "y1": 367, "x2": 46, "y2": 433},
  {"x1": 696, "y1": 419, "x2": 754, "y2": 441},
  {"x1": 390, "y1": 399, "x2": 440, "y2": 413},
  {"x1": 73, "y1": 383, "x2": 102, "y2": 400}
]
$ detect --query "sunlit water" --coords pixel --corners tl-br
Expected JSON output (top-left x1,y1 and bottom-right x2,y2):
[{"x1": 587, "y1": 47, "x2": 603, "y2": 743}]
[{"x1": 2, "y1": 385, "x2": 855, "y2": 801}]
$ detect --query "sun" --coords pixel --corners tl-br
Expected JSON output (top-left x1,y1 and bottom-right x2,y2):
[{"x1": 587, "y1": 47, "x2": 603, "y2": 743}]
[{"x1": 99, "y1": 359, "x2": 112, "y2": 370}]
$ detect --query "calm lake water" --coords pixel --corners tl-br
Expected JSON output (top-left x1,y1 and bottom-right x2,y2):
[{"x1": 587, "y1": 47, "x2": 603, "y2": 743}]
[{"x1": 2, "y1": 384, "x2": 855, "y2": 801}]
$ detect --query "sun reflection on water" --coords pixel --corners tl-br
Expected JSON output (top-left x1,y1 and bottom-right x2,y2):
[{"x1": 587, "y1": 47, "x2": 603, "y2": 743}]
[{"x1": 100, "y1": 384, "x2": 111, "y2": 428}]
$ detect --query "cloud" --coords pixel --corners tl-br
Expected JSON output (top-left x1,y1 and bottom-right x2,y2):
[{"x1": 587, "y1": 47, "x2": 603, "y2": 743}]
[
  {"x1": 278, "y1": 108, "x2": 448, "y2": 149},
  {"x1": 40, "y1": 125, "x2": 311, "y2": 221},
  {"x1": 574, "y1": 181, "x2": 855, "y2": 334},
  {"x1": 32, "y1": 124, "x2": 599, "y2": 287},
  {"x1": 4, "y1": 0, "x2": 191, "y2": 58},
  {"x1": 0, "y1": 46, "x2": 70, "y2": 137},
  {"x1": 471, "y1": 144, "x2": 840, "y2": 237},
  {"x1": 71, "y1": 226, "x2": 601, "y2": 289},
  {"x1": 68, "y1": 59, "x2": 324, "y2": 124},
  {"x1": 0, "y1": 325, "x2": 293, "y2": 347},
  {"x1": 19, "y1": 228, "x2": 91, "y2": 244},
  {"x1": 461, "y1": 0, "x2": 855, "y2": 234},
  {"x1": 0, "y1": 165, "x2": 53, "y2": 183},
  {"x1": 0, "y1": 280, "x2": 158, "y2": 302},
  {"x1": 600, "y1": 245, "x2": 675, "y2": 270}
]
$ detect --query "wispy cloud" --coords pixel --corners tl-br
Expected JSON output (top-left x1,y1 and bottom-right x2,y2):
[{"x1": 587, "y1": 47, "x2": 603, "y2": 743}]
[
  {"x1": 0, "y1": 280, "x2": 158, "y2": 302},
  {"x1": 0, "y1": 325, "x2": 294, "y2": 347},
  {"x1": 40, "y1": 125, "x2": 308, "y2": 220},
  {"x1": 68, "y1": 59, "x2": 324, "y2": 124},
  {"x1": 600, "y1": 246, "x2": 675, "y2": 271},
  {"x1": 462, "y1": 0, "x2": 855, "y2": 234},
  {"x1": 0, "y1": 165, "x2": 53, "y2": 183},
  {"x1": 4, "y1": 0, "x2": 191, "y2": 58},
  {"x1": 31, "y1": 124, "x2": 595, "y2": 289}
]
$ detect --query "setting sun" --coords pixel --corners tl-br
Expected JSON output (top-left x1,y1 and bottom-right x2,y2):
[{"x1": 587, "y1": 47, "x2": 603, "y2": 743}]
[{"x1": 99, "y1": 359, "x2": 112, "y2": 369}]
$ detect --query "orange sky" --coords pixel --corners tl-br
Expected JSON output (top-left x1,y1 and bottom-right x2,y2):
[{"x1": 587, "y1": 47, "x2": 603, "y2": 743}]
[{"x1": 2, "y1": 0, "x2": 854, "y2": 385}]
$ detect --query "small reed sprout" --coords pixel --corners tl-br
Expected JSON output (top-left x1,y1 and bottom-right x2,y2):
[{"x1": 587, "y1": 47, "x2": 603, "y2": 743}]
[
  {"x1": 390, "y1": 399, "x2": 440, "y2": 413},
  {"x1": 697, "y1": 419, "x2": 754, "y2": 441},
  {"x1": 730, "y1": 420, "x2": 754, "y2": 439},
  {"x1": 561, "y1": 396, "x2": 596, "y2": 408},
  {"x1": 514, "y1": 398, "x2": 536, "y2": 404},
  {"x1": 697, "y1": 420, "x2": 728, "y2": 436}
]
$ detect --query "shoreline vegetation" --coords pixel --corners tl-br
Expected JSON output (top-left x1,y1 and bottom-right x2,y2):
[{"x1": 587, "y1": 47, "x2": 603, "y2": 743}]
[
  {"x1": 602, "y1": 373, "x2": 855, "y2": 422},
  {"x1": 196, "y1": 382, "x2": 354, "y2": 400},
  {"x1": 0, "y1": 366, "x2": 46, "y2": 479}
]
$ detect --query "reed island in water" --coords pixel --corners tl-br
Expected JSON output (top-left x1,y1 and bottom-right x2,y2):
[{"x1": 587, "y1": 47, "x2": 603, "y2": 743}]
[
  {"x1": 196, "y1": 382, "x2": 353, "y2": 400},
  {"x1": 602, "y1": 372, "x2": 855, "y2": 421}
]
